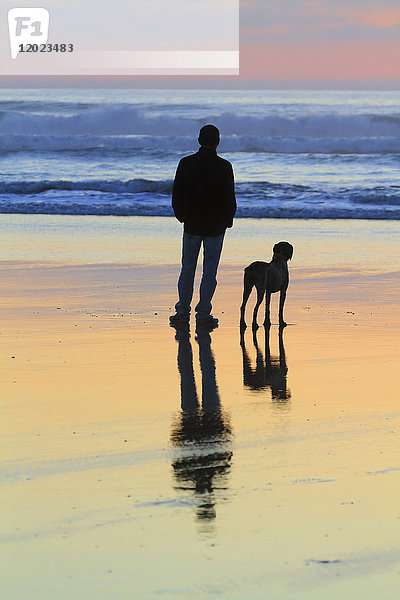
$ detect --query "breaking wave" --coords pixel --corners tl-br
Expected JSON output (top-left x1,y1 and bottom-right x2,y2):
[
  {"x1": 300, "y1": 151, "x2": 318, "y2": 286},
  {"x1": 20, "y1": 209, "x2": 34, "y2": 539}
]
[
  {"x1": 1, "y1": 178, "x2": 399, "y2": 219},
  {"x1": 1, "y1": 105, "x2": 400, "y2": 154}
]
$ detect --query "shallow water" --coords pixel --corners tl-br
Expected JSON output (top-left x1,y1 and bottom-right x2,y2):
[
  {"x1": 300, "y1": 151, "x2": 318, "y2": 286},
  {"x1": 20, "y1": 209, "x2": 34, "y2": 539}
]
[{"x1": 1, "y1": 214, "x2": 399, "y2": 272}]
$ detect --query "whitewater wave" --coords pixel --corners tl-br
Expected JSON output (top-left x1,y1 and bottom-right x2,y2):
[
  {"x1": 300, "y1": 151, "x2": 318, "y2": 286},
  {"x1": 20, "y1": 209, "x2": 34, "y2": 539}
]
[
  {"x1": 2, "y1": 133, "x2": 400, "y2": 155},
  {"x1": 0, "y1": 104, "x2": 396, "y2": 136},
  {"x1": 0, "y1": 178, "x2": 173, "y2": 195},
  {"x1": 1, "y1": 179, "x2": 399, "y2": 219}
]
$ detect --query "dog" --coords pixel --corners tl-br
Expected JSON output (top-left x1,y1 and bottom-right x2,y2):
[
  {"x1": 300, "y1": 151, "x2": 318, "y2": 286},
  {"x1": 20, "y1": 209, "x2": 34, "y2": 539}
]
[{"x1": 240, "y1": 241, "x2": 294, "y2": 330}]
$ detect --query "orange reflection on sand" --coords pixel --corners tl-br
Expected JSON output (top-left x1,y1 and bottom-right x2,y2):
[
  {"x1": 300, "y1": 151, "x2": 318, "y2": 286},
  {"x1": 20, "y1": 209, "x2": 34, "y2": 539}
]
[{"x1": 1, "y1": 259, "x2": 400, "y2": 598}]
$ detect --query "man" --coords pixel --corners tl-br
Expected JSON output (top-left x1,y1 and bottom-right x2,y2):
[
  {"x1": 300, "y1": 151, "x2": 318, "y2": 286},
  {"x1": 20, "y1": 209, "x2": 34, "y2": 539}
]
[{"x1": 170, "y1": 124, "x2": 236, "y2": 327}]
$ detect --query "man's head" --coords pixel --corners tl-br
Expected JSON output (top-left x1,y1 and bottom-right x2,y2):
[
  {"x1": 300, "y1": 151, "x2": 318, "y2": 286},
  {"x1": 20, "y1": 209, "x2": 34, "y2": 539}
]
[{"x1": 198, "y1": 124, "x2": 220, "y2": 149}]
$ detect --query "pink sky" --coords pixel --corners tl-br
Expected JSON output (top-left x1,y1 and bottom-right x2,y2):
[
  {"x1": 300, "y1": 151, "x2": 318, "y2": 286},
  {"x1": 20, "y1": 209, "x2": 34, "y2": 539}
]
[
  {"x1": 239, "y1": 0, "x2": 400, "y2": 84},
  {"x1": 1, "y1": 0, "x2": 399, "y2": 87},
  {"x1": 240, "y1": 40, "x2": 400, "y2": 81}
]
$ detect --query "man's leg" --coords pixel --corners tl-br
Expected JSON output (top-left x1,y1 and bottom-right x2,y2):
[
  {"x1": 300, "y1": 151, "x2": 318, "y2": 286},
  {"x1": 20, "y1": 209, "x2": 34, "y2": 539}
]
[
  {"x1": 195, "y1": 233, "x2": 225, "y2": 320},
  {"x1": 174, "y1": 233, "x2": 202, "y2": 318}
]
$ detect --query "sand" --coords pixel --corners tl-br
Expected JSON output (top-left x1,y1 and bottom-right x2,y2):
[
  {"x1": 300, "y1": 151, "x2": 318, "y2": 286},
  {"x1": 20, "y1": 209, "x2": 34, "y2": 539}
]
[{"x1": 1, "y1": 215, "x2": 400, "y2": 599}]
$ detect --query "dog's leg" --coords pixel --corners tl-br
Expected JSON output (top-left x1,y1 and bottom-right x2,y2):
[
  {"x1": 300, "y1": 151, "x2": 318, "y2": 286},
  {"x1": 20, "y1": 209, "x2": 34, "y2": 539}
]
[
  {"x1": 279, "y1": 289, "x2": 287, "y2": 327},
  {"x1": 252, "y1": 284, "x2": 265, "y2": 330},
  {"x1": 263, "y1": 291, "x2": 271, "y2": 327},
  {"x1": 240, "y1": 273, "x2": 253, "y2": 330}
]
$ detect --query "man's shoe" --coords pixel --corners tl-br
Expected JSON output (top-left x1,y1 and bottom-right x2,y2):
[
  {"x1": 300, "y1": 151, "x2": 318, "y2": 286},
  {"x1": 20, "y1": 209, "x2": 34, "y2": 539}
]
[
  {"x1": 169, "y1": 313, "x2": 189, "y2": 325},
  {"x1": 196, "y1": 315, "x2": 219, "y2": 327}
]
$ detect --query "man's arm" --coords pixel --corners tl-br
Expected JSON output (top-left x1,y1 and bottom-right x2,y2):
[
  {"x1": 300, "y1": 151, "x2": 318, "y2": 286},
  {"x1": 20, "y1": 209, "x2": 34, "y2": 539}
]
[
  {"x1": 223, "y1": 162, "x2": 236, "y2": 228},
  {"x1": 172, "y1": 159, "x2": 185, "y2": 223}
]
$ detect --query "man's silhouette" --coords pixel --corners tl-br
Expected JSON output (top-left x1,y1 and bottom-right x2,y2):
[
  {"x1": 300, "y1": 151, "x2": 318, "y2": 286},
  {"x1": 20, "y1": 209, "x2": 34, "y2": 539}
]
[{"x1": 170, "y1": 125, "x2": 236, "y2": 327}]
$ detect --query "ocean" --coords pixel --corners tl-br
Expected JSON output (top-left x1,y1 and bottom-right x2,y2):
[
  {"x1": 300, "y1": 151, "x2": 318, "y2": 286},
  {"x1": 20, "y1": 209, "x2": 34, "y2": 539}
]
[{"x1": 0, "y1": 88, "x2": 399, "y2": 220}]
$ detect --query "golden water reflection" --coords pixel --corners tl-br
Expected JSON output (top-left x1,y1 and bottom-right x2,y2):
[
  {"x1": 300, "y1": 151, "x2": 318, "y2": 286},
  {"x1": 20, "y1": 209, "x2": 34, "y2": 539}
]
[{"x1": 170, "y1": 327, "x2": 232, "y2": 531}]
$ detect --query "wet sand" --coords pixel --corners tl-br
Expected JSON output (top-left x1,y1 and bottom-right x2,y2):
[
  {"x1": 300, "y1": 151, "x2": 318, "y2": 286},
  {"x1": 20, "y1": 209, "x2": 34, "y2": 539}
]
[{"x1": 1, "y1": 216, "x2": 400, "y2": 599}]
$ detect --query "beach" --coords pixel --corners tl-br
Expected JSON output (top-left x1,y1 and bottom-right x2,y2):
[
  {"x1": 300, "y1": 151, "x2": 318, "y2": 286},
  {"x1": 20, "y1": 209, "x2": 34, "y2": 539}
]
[{"x1": 1, "y1": 215, "x2": 400, "y2": 599}]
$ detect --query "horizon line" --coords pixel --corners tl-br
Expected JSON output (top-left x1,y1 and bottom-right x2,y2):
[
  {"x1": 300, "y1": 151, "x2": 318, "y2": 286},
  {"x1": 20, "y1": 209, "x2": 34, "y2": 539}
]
[{"x1": 0, "y1": 76, "x2": 399, "y2": 91}]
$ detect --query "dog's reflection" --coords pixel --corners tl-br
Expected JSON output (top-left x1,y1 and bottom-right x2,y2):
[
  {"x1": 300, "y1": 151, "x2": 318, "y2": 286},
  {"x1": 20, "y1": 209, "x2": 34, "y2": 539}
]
[
  {"x1": 240, "y1": 326, "x2": 291, "y2": 403},
  {"x1": 170, "y1": 327, "x2": 232, "y2": 528}
]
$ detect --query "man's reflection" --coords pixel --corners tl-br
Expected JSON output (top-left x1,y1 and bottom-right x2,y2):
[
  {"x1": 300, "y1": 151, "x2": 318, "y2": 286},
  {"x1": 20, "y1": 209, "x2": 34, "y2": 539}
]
[
  {"x1": 241, "y1": 326, "x2": 291, "y2": 404},
  {"x1": 170, "y1": 326, "x2": 232, "y2": 529}
]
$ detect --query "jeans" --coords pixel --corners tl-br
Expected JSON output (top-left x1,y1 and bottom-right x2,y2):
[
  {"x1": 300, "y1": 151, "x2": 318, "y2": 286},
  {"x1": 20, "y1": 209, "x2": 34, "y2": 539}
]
[{"x1": 175, "y1": 232, "x2": 225, "y2": 320}]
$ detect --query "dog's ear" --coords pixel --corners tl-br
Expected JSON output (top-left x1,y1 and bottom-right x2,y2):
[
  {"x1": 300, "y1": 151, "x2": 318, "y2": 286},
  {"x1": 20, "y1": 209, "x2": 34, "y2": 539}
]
[{"x1": 285, "y1": 243, "x2": 294, "y2": 260}]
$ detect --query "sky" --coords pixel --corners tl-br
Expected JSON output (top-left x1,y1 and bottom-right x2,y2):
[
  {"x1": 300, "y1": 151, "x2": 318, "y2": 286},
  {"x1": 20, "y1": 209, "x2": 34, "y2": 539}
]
[
  {"x1": 240, "y1": 0, "x2": 400, "y2": 85},
  {"x1": 0, "y1": 0, "x2": 399, "y2": 87}
]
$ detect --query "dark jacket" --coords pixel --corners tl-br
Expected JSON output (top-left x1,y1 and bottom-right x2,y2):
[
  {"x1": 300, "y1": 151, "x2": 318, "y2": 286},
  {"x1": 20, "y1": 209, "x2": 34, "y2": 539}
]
[{"x1": 172, "y1": 147, "x2": 236, "y2": 237}]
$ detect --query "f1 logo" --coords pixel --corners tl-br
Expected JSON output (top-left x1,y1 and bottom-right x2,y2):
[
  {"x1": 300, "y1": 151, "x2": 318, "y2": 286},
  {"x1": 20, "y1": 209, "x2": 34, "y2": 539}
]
[{"x1": 8, "y1": 8, "x2": 50, "y2": 59}]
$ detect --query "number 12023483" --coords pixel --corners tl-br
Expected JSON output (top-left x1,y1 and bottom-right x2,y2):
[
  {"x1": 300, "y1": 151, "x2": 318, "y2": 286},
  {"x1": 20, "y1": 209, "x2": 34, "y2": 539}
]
[{"x1": 18, "y1": 43, "x2": 74, "y2": 53}]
